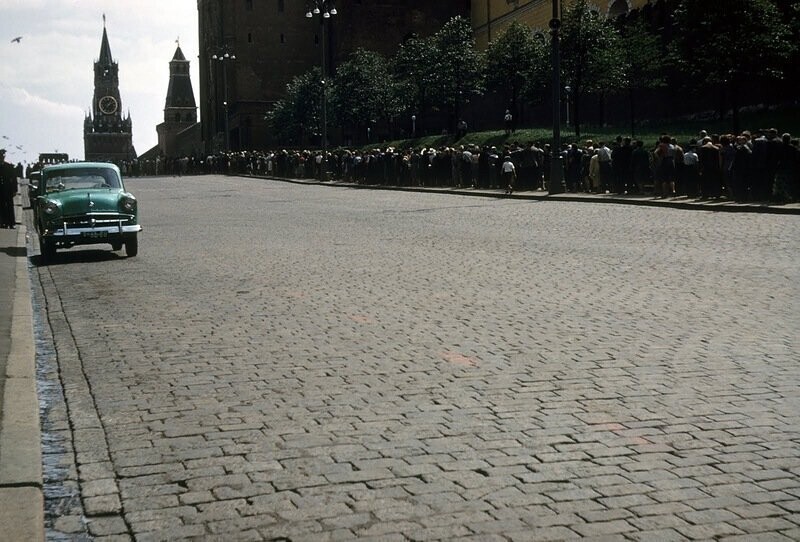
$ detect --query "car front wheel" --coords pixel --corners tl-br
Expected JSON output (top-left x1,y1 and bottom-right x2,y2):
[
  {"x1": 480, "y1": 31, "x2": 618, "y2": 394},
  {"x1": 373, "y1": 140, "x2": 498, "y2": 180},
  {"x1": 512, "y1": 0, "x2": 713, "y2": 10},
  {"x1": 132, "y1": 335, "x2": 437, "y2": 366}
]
[{"x1": 125, "y1": 235, "x2": 138, "y2": 257}]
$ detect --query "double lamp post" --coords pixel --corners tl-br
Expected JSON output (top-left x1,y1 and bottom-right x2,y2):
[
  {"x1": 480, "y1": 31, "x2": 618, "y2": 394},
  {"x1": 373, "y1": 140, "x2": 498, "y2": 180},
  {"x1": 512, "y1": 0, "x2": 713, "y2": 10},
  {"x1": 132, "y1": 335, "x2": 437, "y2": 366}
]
[
  {"x1": 306, "y1": 0, "x2": 337, "y2": 179},
  {"x1": 211, "y1": 49, "x2": 236, "y2": 152}
]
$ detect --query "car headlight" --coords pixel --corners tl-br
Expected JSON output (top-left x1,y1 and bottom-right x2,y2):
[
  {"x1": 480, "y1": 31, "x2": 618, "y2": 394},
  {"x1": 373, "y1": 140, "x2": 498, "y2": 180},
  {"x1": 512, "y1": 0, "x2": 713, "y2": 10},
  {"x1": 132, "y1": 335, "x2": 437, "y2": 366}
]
[
  {"x1": 41, "y1": 200, "x2": 60, "y2": 216},
  {"x1": 120, "y1": 195, "x2": 137, "y2": 212}
]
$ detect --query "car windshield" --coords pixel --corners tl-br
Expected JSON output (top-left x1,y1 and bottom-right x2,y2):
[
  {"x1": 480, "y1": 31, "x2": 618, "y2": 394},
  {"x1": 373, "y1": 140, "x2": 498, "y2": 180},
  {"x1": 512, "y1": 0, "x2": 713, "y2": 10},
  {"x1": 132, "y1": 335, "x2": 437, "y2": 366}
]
[{"x1": 44, "y1": 168, "x2": 121, "y2": 192}]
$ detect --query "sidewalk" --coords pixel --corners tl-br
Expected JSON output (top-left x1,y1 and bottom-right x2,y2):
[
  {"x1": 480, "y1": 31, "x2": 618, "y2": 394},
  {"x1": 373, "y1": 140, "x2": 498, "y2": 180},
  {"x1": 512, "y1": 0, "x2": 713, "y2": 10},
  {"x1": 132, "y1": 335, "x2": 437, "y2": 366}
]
[
  {"x1": 247, "y1": 174, "x2": 800, "y2": 215},
  {"x1": 0, "y1": 191, "x2": 44, "y2": 542}
]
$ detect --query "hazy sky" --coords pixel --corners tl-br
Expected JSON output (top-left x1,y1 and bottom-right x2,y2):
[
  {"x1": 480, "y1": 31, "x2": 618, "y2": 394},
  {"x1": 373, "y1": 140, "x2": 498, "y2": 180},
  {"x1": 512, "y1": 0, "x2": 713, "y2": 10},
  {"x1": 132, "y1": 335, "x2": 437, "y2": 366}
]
[{"x1": 0, "y1": 0, "x2": 200, "y2": 165}]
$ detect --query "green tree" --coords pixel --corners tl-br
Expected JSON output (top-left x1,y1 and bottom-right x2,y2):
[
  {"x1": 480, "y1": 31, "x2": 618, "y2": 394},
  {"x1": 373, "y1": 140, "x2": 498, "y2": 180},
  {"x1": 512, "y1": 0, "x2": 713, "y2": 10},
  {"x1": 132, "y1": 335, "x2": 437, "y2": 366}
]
[
  {"x1": 266, "y1": 68, "x2": 322, "y2": 146},
  {"x1": 561, "y1": 0, "x2": 623, "y2": 138},
  {"x1": 519, "y1": 34, "x2": 550, "y2": 112},
  {"x1": 485, "y1": 21, "x2": 546, "y2": 126},
  {"x1": 617, "y1": 18, "x2": 665, "y2": 137},
  {"x1": 671, "y1": 0, "x2": 794, "y2": 133},
  {"x1": 330, "y1": 49, "x2": 399, "y2": 143},
  {"x1": 392, "y1": 35, "x2": 437, "y2": 136},
  {"x1": 428, "y1": 16, "x2": 485, "y2": 132}
]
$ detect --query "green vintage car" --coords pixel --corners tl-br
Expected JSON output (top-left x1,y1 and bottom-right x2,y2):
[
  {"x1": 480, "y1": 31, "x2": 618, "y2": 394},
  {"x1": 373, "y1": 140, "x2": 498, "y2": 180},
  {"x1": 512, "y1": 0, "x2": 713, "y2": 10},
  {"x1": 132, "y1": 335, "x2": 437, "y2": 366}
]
[{"x1": 32, "y1": 162, "x2": 141, "y2": 260}]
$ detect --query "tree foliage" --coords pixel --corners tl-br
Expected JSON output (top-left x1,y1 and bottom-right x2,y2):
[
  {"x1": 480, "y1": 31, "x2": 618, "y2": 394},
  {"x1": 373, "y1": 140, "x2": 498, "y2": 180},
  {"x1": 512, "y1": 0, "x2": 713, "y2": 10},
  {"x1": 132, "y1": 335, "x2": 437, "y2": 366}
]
[
  {"x1": 392, "y1": 35, "x2": 436, "y2": 122},
  {"x1": 560, "y1": 0, "x2": 623, "y2": 135},
  {"x1": 671, "y1": 0, "x2": 793, "y2": 86},
  {"x1": 670, "y1": 0, "x2": 794, "y2": 130},
  {"x1": 428, "y1": 16, "x2": 485, "y2": 124},
  {"x1": 330, "y1": 49, "x2": 399, "y2": 137},
  {"x1": 266, "y1": 68, "x2": 322, "y2": 146},
  {"x1": 616, "y1": 17, "x2": 666, "y2": 135},
  {"x1": 485, "y1": 22, "x2": 549, "y2": 114}
]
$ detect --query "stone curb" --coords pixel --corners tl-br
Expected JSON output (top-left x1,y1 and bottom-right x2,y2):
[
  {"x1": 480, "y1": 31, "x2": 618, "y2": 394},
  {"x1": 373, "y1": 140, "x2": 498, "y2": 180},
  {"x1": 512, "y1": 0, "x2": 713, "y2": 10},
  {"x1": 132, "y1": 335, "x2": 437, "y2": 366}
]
[
  {"x1": 0, "y1": 211, "x2": 44, "y2": 541},
  {"x1": 238, "y1": 174, "x2": 800, "y2": 215}
]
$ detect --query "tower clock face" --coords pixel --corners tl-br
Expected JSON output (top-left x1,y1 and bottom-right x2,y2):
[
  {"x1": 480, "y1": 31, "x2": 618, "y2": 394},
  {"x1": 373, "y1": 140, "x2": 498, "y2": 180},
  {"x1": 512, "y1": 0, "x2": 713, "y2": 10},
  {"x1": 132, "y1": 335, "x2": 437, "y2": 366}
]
[{"x1": 99, "y1": 95, "x2": 118, "y2": 115}]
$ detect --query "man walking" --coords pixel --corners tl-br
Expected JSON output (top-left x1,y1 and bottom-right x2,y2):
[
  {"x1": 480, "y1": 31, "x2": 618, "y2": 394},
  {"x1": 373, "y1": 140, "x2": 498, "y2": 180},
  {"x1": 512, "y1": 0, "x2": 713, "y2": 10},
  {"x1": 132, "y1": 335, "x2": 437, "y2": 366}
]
[{"x1": 0, "y1": 149, "x2": 19, "y2": 228}]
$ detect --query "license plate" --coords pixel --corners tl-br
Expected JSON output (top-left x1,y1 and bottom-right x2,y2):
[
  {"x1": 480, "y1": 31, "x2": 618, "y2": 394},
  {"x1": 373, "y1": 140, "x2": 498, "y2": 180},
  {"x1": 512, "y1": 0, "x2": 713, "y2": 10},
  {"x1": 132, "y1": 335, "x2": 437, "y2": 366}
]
[{"x1": 82, "y1": 231, "x2": 108, "y2": 239}]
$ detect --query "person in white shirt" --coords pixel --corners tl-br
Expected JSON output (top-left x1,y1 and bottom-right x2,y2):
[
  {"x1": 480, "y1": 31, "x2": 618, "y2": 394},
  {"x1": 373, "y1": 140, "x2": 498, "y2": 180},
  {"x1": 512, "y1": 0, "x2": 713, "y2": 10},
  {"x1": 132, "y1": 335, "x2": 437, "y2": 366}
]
[{"x1": 502, "y1": 155, "x2": 516, "y2": 194}]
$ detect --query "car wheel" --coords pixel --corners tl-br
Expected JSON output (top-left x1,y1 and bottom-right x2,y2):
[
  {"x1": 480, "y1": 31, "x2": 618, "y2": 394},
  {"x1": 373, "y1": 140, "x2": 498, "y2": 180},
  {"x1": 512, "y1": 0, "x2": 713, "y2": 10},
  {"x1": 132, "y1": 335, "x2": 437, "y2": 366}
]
[
  {"x1": 125, "y1": 235, "x2": 138, "y2": 257},
  {"x1": 40, "y1": 237, "x2": 56, "y2": 262}
]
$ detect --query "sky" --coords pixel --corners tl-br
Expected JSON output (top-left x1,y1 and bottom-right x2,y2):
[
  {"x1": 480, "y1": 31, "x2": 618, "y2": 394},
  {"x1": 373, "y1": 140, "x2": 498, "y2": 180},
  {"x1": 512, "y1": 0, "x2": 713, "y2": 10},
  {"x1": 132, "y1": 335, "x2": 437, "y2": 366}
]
[{"x1": 0, "y1": 0, "x2": 200, "y2": 165}]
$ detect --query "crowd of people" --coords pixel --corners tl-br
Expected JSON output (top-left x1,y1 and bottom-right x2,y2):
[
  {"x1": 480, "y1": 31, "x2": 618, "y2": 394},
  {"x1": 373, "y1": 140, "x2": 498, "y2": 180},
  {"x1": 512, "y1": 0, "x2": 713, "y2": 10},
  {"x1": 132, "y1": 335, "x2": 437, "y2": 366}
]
[{"x1": 204, "y1": 128, "x2": 798, "y2": 202}]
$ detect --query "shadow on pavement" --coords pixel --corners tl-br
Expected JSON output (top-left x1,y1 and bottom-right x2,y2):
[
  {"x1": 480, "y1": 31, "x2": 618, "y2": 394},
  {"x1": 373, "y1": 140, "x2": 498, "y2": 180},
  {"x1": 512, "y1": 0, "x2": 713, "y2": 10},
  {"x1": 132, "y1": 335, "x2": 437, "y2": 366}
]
[
  {"x1": 32, "y1": 249, "x2": 125, "y2": 267},
  {"x1": 0, "y1": 246, "x2": 27, "y2": 258}
]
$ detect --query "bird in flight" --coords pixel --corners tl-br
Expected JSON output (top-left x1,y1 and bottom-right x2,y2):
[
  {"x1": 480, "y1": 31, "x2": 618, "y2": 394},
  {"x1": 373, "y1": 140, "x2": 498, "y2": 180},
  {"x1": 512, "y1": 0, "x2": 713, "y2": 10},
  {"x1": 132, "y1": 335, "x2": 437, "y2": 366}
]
[{"x1": 11, "y1": 36, "x2": 22, "y2": 44}]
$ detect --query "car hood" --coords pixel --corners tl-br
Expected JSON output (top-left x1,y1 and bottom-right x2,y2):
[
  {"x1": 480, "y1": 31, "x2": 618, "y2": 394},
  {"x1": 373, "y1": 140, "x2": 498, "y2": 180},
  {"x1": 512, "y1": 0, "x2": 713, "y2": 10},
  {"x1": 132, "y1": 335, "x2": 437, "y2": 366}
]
[{"x1": 47, "y1": 189, "x2": 126, "y2": 216}]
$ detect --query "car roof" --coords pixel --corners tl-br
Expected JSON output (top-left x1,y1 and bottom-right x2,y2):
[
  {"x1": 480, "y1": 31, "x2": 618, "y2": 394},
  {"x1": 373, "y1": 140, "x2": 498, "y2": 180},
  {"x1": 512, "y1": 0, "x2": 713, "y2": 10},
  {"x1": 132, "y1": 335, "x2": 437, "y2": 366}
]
[{"x1": 42, "y1": 162, "x2": 121, "y2": 175}]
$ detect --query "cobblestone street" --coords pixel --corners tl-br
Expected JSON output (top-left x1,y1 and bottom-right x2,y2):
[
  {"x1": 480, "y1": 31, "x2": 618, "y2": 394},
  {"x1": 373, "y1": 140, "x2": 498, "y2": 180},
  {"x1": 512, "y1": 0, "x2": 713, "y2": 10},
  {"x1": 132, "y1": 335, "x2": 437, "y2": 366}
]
[{"x1": 29, "y1": 175, "x2": 800, "y2": 541}]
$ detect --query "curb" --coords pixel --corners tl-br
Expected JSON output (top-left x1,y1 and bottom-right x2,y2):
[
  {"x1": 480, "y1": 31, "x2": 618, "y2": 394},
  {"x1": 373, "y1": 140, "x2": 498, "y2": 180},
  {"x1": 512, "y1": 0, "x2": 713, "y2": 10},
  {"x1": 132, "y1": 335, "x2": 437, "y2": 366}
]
[
  {"x1": 0, "y1": 211, "x2": 44, "y2": 540},
  {"x1": 238, "y1": 174, "x2": 800, "y2": 215}
]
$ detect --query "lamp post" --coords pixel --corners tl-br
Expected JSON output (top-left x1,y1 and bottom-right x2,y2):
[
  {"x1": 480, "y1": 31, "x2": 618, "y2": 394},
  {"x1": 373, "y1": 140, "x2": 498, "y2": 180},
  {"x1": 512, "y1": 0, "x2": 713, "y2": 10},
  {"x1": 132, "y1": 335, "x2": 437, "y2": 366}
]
[
  {"x1": 565, "y1": 85, "x2": 571, "y2": 128},
  {"x1": 411, "y1": 115, "x2": 416, "y2": 138},
  {"x1": 211, "y1": 50, "x2": 236, "y2": 152},
  {"x1": 306, "y1": 0, "x2": 337, "y2": 180},
  {"x1": 548, "y1": 1, "x2": 564, "y2": 195}
]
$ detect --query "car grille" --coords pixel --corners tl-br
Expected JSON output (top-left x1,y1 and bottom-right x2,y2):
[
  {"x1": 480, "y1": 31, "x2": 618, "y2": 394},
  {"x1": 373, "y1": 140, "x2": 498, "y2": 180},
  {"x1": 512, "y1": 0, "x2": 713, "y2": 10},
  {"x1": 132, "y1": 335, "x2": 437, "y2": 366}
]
[{"x1": 61, "y1": 212, "x2": 134, "y2": 228}]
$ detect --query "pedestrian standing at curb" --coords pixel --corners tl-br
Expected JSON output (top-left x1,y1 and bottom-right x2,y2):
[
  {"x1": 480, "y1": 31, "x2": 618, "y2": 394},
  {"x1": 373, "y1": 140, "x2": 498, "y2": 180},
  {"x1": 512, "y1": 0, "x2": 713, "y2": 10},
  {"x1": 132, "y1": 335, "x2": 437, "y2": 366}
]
[
  {"x1": 502, "y1": 155, "x2": 516, "y2": 194},
  {"x1": 0, "y1": 149, "x2": 18, "y2": 228},
  {"x1": 682, "y1": 142, "x2": 700, "y2": 198}
]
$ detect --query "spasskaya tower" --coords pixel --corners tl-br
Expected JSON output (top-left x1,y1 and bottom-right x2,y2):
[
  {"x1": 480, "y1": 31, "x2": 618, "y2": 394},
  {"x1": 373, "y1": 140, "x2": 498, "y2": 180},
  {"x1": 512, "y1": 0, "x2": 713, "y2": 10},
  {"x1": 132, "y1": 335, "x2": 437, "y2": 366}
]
[{"x1": 84, "y1": 19, "x2": 136, "y2": 162}]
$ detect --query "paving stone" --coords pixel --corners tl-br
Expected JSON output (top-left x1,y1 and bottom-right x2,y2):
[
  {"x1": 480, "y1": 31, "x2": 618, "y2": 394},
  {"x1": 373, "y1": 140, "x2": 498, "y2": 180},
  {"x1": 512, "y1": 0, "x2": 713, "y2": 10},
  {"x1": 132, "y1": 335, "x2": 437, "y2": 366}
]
[
  {"x1": 86, "y1": 516, "x2": 129, "y2": 536},
  {"x1": 30, "y1": 178, "x2": 800, "y2": 540},
  {"x1": 507, "y1": 526, "x2": 581, "y2": 541}
]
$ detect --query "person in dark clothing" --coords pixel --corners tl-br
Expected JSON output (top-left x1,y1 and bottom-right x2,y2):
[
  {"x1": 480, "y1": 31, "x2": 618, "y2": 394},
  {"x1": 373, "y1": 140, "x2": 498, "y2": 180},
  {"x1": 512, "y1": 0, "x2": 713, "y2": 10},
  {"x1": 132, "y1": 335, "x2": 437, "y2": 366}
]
[
  {"x1": 612, "y1": 137, "x2": 633, "y2": 193},
  {"x1": 750, "y1": 131, "x2": 769, "y2": 200},
  {"x1": 0, "y1": 149, "x2": 18, "y2": 228},
  {"x1": 477, "y1": 146, "x2": 490, "y2": 189},
  {"x1": 518, "y1": 142, "x2": 537, "y2": 191},
  {"x1": 731, "y1": 136, "x2": 752, "y2": 202},
  {"x1": 698, "y1": 137, "x2": 722, "y2": 198},
  {"x1": 565, "y1": 144, "x2": 583, "y2": 192},
  {"x1": 765, "y1": 129, "x2": 783, "y2": 200},
  {"x1": 630, "y1": 140, "x2": 651, "y2": 194},
  {"x1": 774, "y1": 133, "x2": 799, "y2": 202}
]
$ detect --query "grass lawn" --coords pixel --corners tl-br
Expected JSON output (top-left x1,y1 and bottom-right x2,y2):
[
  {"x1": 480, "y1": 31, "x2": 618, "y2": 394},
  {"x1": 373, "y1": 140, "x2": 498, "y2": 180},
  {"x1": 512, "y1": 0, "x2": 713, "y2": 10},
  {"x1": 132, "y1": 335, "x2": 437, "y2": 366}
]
[{"x1": 374, "y1": 105, "x2": 800, "y2": 150}]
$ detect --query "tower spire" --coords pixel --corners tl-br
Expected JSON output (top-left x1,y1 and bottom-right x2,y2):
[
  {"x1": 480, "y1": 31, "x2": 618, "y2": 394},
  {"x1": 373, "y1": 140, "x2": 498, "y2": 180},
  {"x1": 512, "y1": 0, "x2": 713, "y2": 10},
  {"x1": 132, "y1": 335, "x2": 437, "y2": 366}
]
[{"x1": 99, "y1": 19, "x2": 113, "y2": 66}]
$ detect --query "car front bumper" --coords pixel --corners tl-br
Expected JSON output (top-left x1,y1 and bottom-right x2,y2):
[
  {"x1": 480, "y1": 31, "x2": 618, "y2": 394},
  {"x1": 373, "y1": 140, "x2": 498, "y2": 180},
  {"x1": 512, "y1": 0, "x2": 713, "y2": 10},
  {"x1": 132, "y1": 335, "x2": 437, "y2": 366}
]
[
  {"x1": 48, "y1": 224, "x2": 142, "y2": 237},
  {"x1": 42, "y1": 222, "x2": 142, "y2": 245}
]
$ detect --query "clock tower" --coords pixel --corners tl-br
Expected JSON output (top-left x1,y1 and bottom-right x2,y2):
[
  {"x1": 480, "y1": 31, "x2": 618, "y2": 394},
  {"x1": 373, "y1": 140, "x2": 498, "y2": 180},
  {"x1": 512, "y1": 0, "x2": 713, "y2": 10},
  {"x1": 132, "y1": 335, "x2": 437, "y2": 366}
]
[{"x1": 84, "y1": 21, "x2": 136, "y2": 162}]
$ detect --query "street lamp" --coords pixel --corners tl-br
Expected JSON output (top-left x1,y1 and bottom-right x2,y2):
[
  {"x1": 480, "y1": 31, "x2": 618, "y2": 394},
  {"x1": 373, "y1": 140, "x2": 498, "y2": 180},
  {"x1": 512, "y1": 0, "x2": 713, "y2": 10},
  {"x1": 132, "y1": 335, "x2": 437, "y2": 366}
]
[
  {"x1": 564, "y1": 85, "x2": 571, "y2": 128},
  {"x1": 306, "y1": 0, "x2": 337, "y2": 179},
  {"x1": 548, "y1": 1, "x2": 564, "y2": 195},
  {"x1": 211, "y1": 50, "x2": 236, "y2": 152}
]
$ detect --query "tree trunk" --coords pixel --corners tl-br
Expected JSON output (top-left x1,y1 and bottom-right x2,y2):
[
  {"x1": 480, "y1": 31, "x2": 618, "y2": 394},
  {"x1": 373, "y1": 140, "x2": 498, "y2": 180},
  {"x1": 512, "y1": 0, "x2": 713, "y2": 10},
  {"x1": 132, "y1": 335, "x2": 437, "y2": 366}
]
[{"x1": 730, "y1": 80, "x2": 740, "y2": 135}]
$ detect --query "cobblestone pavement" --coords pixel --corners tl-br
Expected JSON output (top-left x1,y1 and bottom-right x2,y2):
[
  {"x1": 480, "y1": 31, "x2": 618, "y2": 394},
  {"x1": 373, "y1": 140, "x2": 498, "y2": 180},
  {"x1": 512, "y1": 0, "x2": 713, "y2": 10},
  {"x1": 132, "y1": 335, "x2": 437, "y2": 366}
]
[{"x1": 28, "y1": 175, "x2": 800, "y2": 541}]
